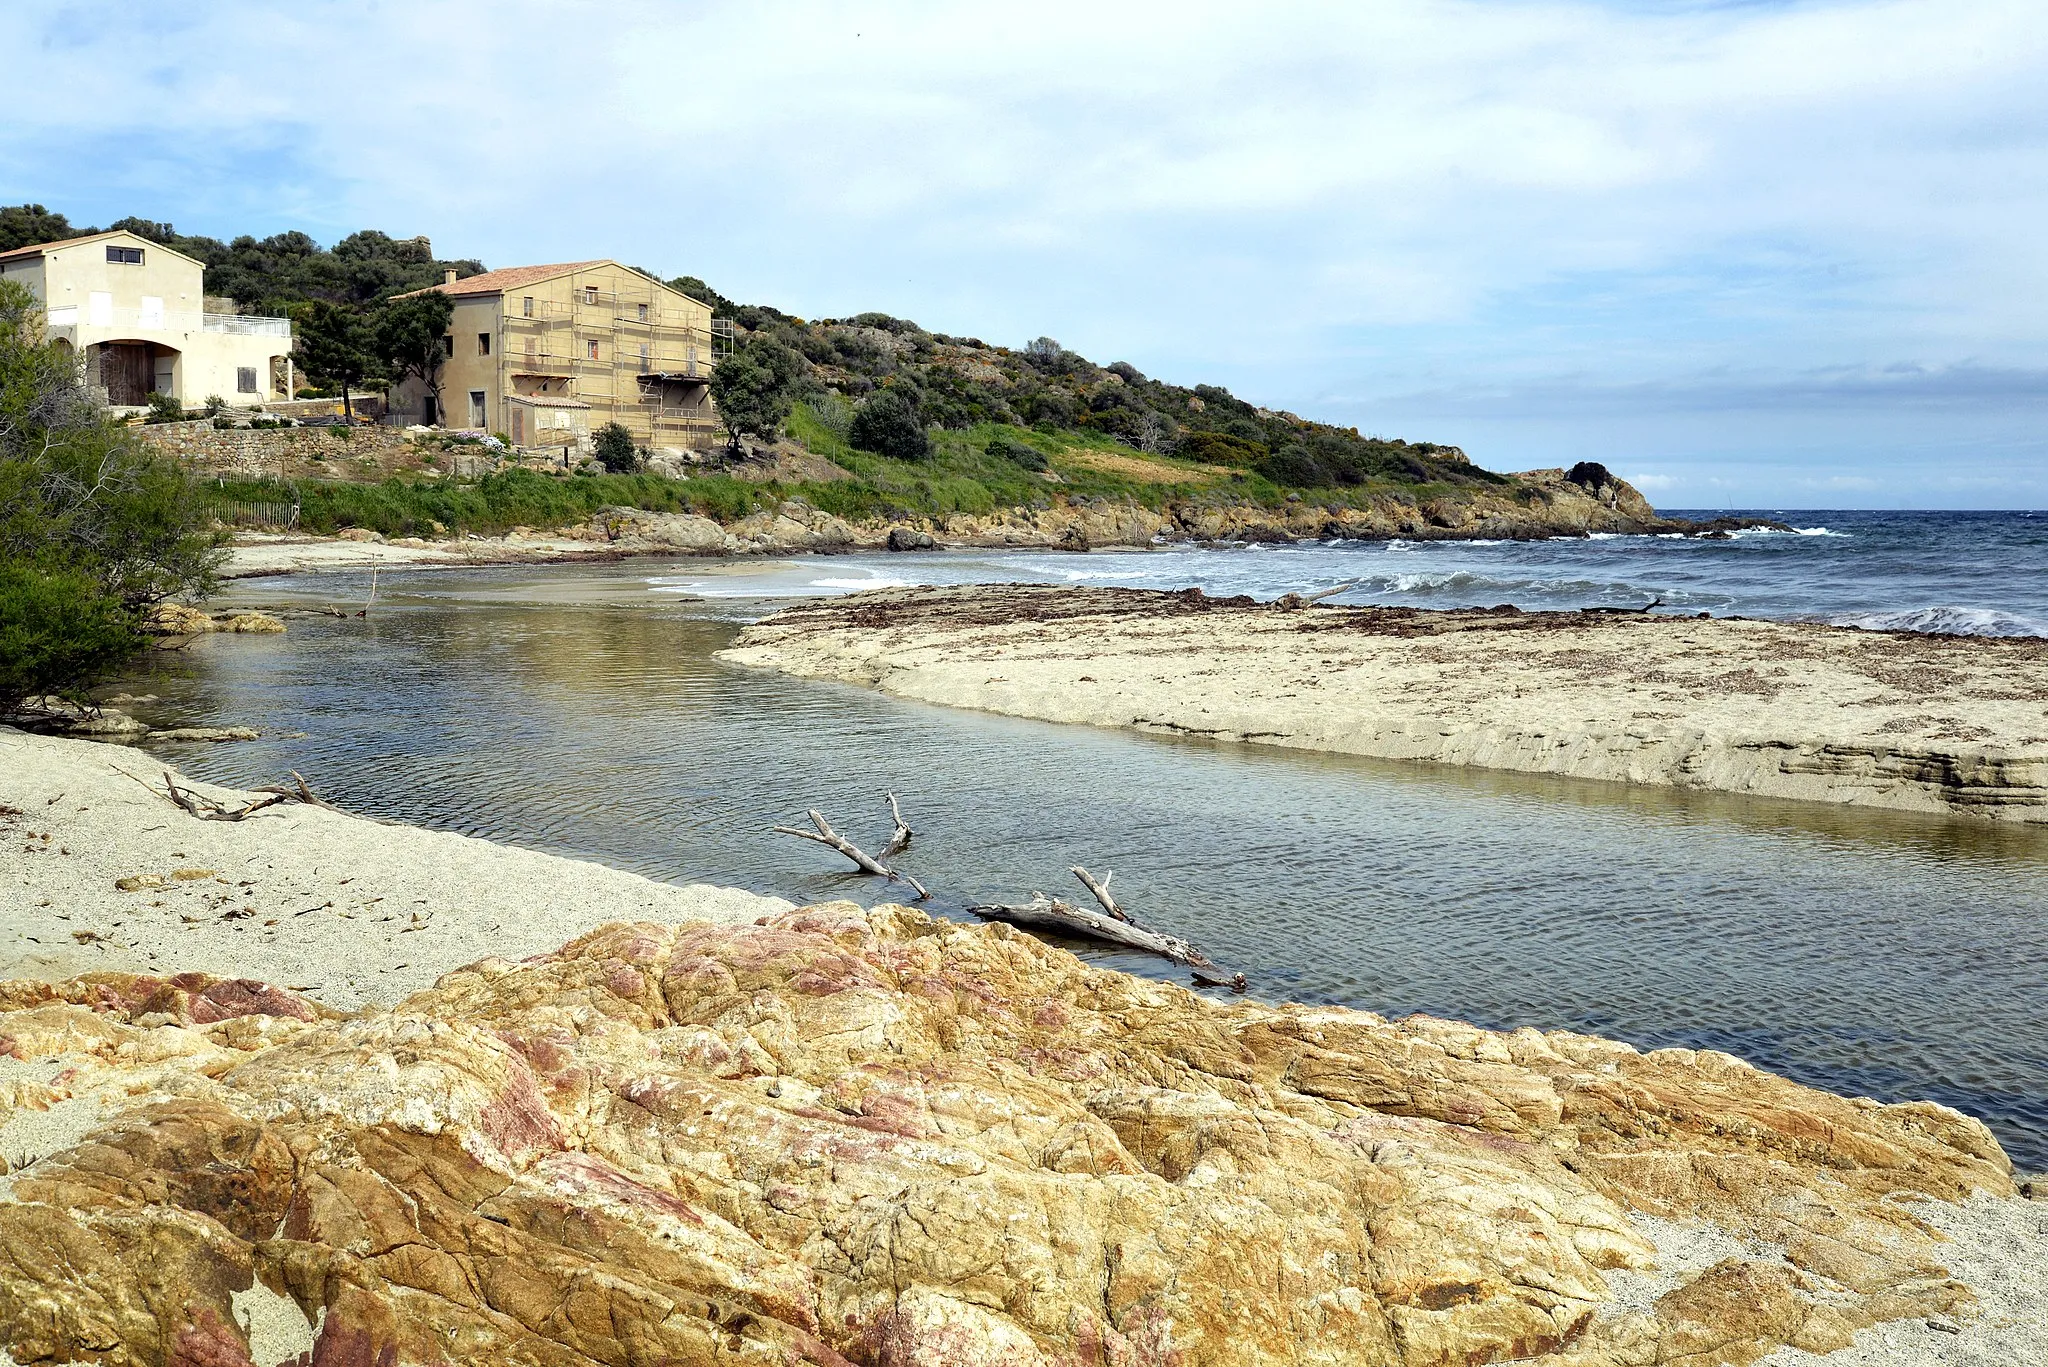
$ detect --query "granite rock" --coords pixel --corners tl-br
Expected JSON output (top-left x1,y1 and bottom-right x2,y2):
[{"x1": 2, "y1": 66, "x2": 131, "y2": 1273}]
[{"x1": 0, "y1": 905, "x2": 2013, "y2": 1366}]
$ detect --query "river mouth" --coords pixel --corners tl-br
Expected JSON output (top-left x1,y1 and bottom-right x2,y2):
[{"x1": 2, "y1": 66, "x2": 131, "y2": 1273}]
[{"x1": 116, "y1": 556, "x2": 2048, "y2": 1171}]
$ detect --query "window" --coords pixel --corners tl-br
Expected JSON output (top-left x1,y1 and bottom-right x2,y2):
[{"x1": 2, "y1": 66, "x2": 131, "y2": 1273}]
[
  {"x1": 524, "y1": 335, "x2": 536, "y2": 359},
  {"x1": 478, "y1": 332, "x2": 491, "y2": 356},
  {"x1": 139, "y1": 296, "x2": 163, "y2": 327},
  {"x1": 636, "y1": 303, "x2": 648, "y2": 322},
  {"x1": 442, "y1": 334, "x2": 453, "y2": 357},
  {"x1": 584, "y1": 286, "x2": 598, "y2": 305},
  {"x1": 236, "y1": 366, "x2": 258, "y2": 394},
  {"x1": 522, "y1": 296, "x2": 534, "y2": 318},
  {"x1": 469, "y1": 391, "x2": 487, "y2": 428},
  {"x1": 586, "y1": 339, "x2": 599, "y2": 361},
  {"x1": 639, "y1": 343, "x2": 650, "y2": 374},
  {"x1": 105, "y1": 245, "x2": 144, "y2": 265}
]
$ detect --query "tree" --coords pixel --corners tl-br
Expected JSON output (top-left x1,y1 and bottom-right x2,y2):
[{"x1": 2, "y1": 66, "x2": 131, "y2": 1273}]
[
  {"x1": 294, "y1": 300, "x2": 381, "y2": 418},
  {"x1": 849, "y1": 389, "x2": 929, "y2": 460},
  {"x1": 668, "y1": 274, "x2": 735, "y2": 317},
  {"x1": 708, "y1": 334, "x2": 805, "y2": 449},
  {"x1": 592, "y1": 422, "x2": 639, "y2": 474},
  {"x1": 0, "y1": 281, "x2": 223, "y2": 716},
  {"x1": 376, "y1": 291, "x2": 455, "y2": 424},
  {"x1": 0, "y1": 204, "x2": 90, "y2": 253}
]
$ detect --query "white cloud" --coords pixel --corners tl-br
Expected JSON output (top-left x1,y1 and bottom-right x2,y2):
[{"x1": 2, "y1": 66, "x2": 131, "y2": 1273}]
[{"x1": 5, "y1": 0, "x2": 2045, "y2": 503}]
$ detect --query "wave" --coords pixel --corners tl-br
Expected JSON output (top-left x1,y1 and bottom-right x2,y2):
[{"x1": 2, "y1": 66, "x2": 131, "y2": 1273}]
[
  {"x1": 1830, "y1": 606, "x2": 2046, "y2": 638},
  {"x1": 810, "y1": 575, "x2": 917, "y2": 592},
  {"x1": 1726, "y1": 526, "x2": 1849, "y2": 539}
]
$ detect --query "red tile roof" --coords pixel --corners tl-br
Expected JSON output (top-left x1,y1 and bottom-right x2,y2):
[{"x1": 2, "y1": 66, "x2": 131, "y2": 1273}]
[{"x1": 398, "y1": 261, "x2": 608, "y2": 298}]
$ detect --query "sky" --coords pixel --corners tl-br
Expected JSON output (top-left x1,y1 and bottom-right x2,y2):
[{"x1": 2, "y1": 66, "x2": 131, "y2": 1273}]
[{"x1": 4, "y1": 0, "x2": 2044, "y2": 508}]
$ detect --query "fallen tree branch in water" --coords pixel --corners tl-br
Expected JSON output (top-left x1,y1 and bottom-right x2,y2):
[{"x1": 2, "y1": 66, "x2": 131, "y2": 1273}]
[
  {"x1": 883, "y1": 792, "x2": 914, "y2": 859},
  {"x1": 1069, "y1": 865, "x2": 1128, "y2": 923},
  {"x1": 772, "y1": 809, "x2": 896, "y2": 877},
  {"x1": 966, "y1": 892, "x2": 1245, "y2": 991}
]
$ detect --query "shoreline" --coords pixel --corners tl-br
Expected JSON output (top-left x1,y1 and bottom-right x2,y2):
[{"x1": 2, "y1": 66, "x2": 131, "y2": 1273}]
[
  {"x1": 723, "y1": 584, "x2": 2048, "y2": 823},
  {"x1": 218, "y1": 489, "x2": 1779, "y2": 580},
  {"x1": 0, "y1": 729, "x2": 787, "y2": 1009},
  {"x1": 1, "y1": 732, "x2": 2044, "y2": 1361}
]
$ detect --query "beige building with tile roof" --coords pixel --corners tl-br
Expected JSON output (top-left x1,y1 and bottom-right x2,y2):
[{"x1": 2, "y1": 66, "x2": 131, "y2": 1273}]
[
  {"x1": 391, "y1": 260, "x2": 726, "y2": 453},
  {"x1": 0, "y1": 229, "x2": 295, "y2": 409}
]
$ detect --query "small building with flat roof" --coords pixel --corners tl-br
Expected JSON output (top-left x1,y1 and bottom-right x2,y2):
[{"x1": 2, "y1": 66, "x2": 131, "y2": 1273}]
[{"x1": 0, "y1": 229, "x2": 294, "y2": 409}]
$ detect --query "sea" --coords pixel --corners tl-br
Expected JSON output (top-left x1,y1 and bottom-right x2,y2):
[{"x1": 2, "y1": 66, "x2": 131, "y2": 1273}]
[{"x1": 123, "y1": 509, "x2": 2048, "y2": 1168}]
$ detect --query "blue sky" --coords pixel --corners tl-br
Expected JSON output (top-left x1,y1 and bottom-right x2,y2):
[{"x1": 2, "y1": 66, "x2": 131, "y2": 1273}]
[{"x1": 5, "y1": 0, "x2": 2043, "y2": 508}]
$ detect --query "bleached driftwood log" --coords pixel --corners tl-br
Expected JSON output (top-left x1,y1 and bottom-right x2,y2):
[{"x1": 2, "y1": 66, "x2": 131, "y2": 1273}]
[
  {"x1": 883, "y1": 792, "x2": 914, "y2": 859},
  {"x1": 1069, "y1": 865, "x2": 1128, "y2": 922},
  {"x1": 772, "y1": 809, "x2": 894, "y2": 877},
  {"x1": 967, "y1": 890, "x2": 1246, "y2": 991}
]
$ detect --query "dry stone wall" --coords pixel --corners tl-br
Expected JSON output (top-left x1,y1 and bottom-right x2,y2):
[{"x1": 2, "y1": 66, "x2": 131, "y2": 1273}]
[{"x1": 136, "y1": 420, "x2": 420, "y2": 481}]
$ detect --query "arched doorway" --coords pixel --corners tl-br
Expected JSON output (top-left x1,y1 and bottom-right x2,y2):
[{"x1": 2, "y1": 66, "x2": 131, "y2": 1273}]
[{"x1": 94, "y1": 340, "x2": 180, "y2": 406}]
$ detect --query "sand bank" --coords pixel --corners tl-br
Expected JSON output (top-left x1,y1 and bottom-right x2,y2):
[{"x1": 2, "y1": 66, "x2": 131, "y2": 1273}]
[
  {"x1": 724, "y1": 584, "x2": 2048, "y2": 823},
  {"x1": 0, "y1": 728, "x2": 788, "y2": 1010}
]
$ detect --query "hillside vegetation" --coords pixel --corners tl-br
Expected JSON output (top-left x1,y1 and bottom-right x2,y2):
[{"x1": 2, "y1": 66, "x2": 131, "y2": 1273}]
[{"x1": 4, "y1": 203, "x2": 1610, "y2": 531}]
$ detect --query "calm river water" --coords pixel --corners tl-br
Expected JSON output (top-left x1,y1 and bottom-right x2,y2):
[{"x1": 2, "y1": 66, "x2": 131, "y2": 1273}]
[{"x1": 124, "y1": 528, "x2": 2048, "y2": 1169}]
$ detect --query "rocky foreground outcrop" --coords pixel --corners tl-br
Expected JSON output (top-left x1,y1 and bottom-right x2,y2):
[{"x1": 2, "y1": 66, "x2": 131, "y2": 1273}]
[{"x1": 0, "y1": 903, "x2": 2019, "y2": 1365}]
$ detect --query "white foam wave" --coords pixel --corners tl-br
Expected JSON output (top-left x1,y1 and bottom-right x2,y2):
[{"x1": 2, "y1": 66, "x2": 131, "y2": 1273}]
[
  {"x1": 1726, "y1": 525, "x2": 1848, "y2": 539},
  {"x1": 810, "y1": 575, "x2": 917, "y2": 591},
  {"x1": 1831, "y1": 606, "x2": 2045, "y2": 638}
]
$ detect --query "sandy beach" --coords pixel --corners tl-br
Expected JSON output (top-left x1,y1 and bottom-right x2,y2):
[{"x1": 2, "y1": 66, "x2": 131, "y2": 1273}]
[
  {"x1": 0, "y1": 728, "x2": 787, "y2": 1010},
  {"x1": 723, "y1": 584, "x2": 2048, "y2": 823}
]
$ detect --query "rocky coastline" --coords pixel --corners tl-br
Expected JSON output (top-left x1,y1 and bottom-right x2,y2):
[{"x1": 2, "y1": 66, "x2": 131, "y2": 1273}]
[
  {"x1": 1, "y1": 731, "x2": 2043, "y2": 1365},
  {"x1": 723, "y1": 584, "x2": 2048, "y2": 824},
  {"x1": 220, "y1": 468, "x2": 1775, "y2": 578}
]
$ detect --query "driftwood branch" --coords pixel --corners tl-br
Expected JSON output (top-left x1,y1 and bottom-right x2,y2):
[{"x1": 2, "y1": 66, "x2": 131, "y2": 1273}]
[
  {"x1": 1301, "y1": 579, "x2": 1364, "y2": 604},
  {"x1": 1583, "y1": 596, "x2": 1664, "y2": 614},
  {"x1": 882, "y1": 792, "x2": 914, "y2": 858},
  {"x1": 1069, "y1": 865, "x2": 1129, "y2": 923},
  {"x1": 252, "y1": 770, "x2": 342, "y2": 811},
  {"x1": 772, "y1": 809, "x2": 895, "y2": 877},
  {"x1": 160, "y1": 772, "x2": 288, "y2": 822},
  {"x1": 966, "y1": 893, "x2": 1245, "y2": 993}
]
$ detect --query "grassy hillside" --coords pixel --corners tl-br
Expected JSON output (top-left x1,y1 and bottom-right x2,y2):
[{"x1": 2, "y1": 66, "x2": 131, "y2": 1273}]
[{"x1": 207, "y1": 400, "x2": 1513, "y2": 539}]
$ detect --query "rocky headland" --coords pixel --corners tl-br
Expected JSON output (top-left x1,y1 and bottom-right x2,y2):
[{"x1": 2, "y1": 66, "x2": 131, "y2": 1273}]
[
  {"x1": 723, "y1": 584, "x2": 2048, "y2": 824},
  {"x1": 1, "y1": 736, "x2": 2046, "y2": 1365},
  {"x1": 220, "y1": 467, "x2": 1764, "y2": 579}
]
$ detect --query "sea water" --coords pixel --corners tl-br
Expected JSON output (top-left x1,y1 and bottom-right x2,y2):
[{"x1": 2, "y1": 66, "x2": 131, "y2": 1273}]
[{"x1": 130, "y1": 511, "x2": 2048, "y2": 1167}]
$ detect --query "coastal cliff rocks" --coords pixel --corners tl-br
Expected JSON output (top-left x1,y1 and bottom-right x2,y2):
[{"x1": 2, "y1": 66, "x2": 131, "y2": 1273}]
[{"x1": 0, "y1": 904, "x2": 2017, "y2": 1366}]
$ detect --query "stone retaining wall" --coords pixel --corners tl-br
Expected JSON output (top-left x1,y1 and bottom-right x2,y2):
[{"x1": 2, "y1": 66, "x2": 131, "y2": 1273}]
[{"x1": 137, "y1": 420, "x2": 418, "y2": 480}]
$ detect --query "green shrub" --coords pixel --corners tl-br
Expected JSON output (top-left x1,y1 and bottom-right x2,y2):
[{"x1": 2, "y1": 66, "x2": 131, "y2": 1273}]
[
  {"x1": 849, "y1": 391, "x2": 929, "y2": 460},
  {"x1": 592, "y1": 421, "x2": 639, "y2": 474},
  {"x1": 0, "y1": 280, "x2": 222, "y2": 715},
  {"x1": 144, "y1": 391, "x2": 187, "y2": 424},
  {"x1": 1178, "y1": 430, "x2": 1268, "y2": 466},
  {"x1": 202, "y1": 395, "x2": 227, "y2": 417},
  {"x1": 985, "y1": 434, "x2": 1047, "y2": 471}
]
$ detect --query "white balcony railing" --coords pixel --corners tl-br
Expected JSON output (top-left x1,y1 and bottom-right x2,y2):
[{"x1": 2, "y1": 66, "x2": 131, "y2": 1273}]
[{"x1": 204, "y1": 312, "x2": 291, "y2": 337}]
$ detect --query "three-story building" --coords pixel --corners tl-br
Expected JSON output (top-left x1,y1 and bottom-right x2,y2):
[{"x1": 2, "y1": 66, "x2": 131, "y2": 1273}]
[{"x1": 390, "y1": 260, "x2": 725, "y2": 452}]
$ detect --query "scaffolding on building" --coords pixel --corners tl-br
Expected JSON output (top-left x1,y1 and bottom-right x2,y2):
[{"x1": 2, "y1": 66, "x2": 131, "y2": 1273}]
[{"x1": 499, "y1": 269, "x2": 723, "y2": 449}]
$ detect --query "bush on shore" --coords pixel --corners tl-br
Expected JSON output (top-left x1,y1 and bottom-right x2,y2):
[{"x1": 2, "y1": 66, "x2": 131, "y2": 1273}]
[{"x1": 0, "y1": 281, "x2": 223, "y2": 715}]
